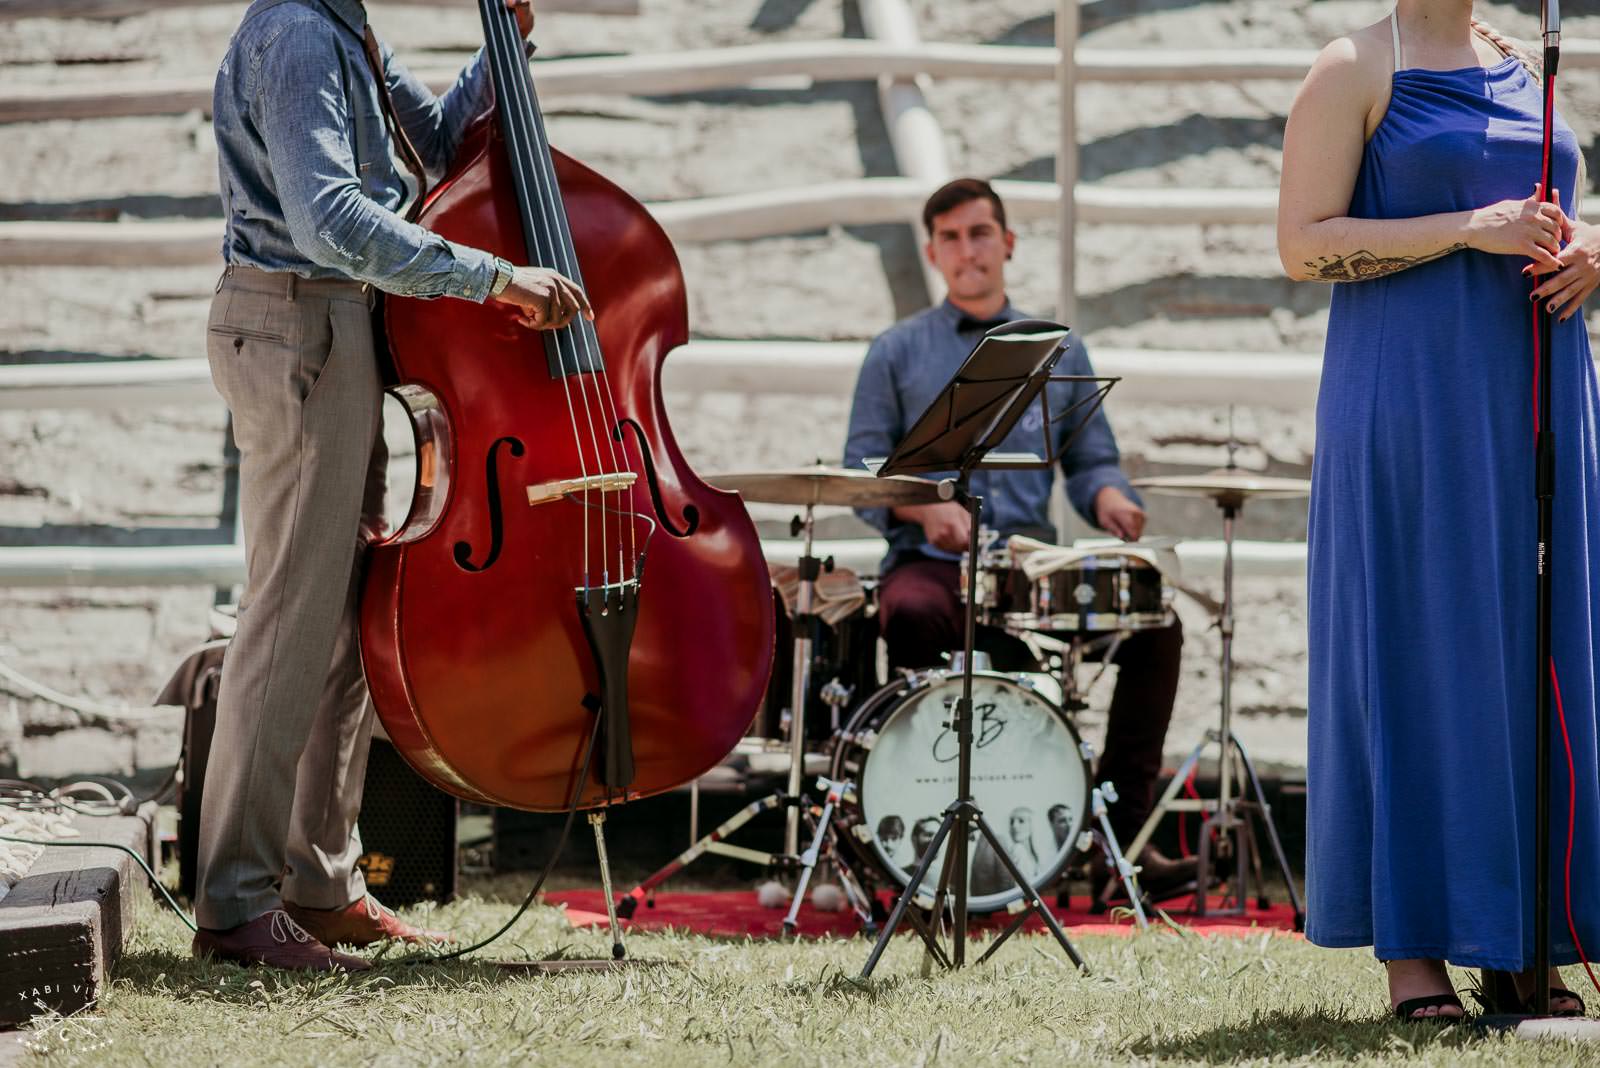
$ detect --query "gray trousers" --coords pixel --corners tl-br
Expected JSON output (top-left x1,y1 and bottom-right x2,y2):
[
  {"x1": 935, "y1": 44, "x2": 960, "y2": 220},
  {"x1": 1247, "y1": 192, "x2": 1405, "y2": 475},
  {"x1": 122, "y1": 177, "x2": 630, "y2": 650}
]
[{"x1": 195, "y1": 266, "x2": 388, "y2": 930}]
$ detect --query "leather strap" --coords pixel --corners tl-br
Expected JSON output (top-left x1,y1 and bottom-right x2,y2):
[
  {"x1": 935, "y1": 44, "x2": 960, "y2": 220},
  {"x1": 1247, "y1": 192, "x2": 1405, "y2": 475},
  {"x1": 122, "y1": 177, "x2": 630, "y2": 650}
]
[{"x1": 360, "y1": 23, "x2": 429, "y2": 217}]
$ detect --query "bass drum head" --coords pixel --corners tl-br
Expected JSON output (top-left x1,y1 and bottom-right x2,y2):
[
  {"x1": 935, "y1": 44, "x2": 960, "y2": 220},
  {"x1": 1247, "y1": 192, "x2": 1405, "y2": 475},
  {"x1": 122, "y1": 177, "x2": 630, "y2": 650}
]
[{"x1": 831, "y1": 671, "x2": 1090, "y2": 913}]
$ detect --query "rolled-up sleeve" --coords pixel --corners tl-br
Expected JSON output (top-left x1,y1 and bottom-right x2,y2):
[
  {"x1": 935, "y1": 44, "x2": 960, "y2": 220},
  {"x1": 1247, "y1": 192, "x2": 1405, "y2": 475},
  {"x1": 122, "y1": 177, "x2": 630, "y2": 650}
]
[
  {"x1": 251, "y1": 21, "x2": 497, "y2": 301},
  {"x1": 843, "y1": 335, "x2": 905, "y2": 535},
  {"x1": 381, "y1": 41, "x2": 496, "y2": 180},
  {"x1": 1057, "y1": 337, "x2": 1140, "y2": 527}
]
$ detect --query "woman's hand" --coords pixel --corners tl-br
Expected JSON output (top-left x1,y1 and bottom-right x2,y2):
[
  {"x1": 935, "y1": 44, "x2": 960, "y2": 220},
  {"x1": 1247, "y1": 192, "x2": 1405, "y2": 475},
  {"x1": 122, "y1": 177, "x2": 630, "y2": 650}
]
[
  {"x1": 1467, "y1": 185, "x2": 1567, "y2": 271},
  {"x1": 1530, "y1": 219, "x2": 1600, "y2": 323}
]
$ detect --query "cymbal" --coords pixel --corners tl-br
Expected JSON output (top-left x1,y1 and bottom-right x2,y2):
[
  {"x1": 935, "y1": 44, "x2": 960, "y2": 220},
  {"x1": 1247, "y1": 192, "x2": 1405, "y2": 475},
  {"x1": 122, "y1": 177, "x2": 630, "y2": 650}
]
[
  {"x1": 707, "y1": 465, "x2": 945, "y2": 508},
  {"x1": 1132, "y1": 468, "x2": 1311, "y2": 506}
]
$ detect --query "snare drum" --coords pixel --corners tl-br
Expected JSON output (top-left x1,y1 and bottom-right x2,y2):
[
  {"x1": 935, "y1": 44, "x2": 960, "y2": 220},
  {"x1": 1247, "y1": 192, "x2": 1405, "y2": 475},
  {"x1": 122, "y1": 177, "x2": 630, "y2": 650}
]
[
  {"x1": 964, "y1": 546, "x2": 1173, "y2": 633},
  {"x1": 829, "y1": 670, "x2": 1090, "y2": 912}
]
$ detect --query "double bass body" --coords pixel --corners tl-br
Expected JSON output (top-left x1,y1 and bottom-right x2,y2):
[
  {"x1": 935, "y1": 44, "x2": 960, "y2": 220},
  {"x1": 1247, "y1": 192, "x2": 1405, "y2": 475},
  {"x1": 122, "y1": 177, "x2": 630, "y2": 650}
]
[{"x1": 360, "y1": 71, "x2": 774, "y2": 811}]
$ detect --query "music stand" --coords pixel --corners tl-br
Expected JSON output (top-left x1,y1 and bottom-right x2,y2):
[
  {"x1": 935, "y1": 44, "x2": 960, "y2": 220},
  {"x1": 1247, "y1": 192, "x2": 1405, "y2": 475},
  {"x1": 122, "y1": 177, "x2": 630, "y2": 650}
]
[{"x1": 856, "y1": 319, "x2": 1117, "y2": 977}]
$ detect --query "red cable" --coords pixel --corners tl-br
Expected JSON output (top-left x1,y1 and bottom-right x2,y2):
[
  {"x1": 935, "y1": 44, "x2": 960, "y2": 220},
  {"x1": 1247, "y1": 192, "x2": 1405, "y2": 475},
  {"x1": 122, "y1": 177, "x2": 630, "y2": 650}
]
[
  {"x1": 1548, "y1": 662, "x2": 1600, "y2": 996},
  {"x1": 1177, "y1": 766, "x2": 1200, "y2": 859}
]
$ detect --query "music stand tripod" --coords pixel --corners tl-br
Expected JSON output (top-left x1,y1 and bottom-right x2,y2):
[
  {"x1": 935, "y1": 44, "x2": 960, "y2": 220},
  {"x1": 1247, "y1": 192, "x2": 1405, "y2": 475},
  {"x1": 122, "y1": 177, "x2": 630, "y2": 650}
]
[{"x1": 857, "y1": 320, "x2": 1115, "y2": 977}]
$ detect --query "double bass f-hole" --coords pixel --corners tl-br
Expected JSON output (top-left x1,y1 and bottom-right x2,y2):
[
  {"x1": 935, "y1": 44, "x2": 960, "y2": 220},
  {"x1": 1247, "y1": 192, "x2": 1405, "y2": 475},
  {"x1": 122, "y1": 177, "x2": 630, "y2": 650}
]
[
  {"x1": 615, "y1": 417, "x2": 698, "y2": 539},
  {"x1": 454, "y1": 435, "x2": 525, "y2": 572}
]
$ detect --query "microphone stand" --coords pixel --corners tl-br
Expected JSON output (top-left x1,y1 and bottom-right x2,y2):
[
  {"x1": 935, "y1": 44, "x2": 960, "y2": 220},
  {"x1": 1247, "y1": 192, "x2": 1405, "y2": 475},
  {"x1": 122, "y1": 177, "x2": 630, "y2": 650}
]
[{"x1": 1532, "y1": 0, "x2": 1560, "y2": 1019}]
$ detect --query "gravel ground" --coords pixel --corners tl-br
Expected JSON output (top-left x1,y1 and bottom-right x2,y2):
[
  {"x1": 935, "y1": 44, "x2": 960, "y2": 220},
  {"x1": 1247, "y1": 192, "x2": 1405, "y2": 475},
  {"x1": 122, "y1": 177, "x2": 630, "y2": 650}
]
[{"x1": 3, "y1": 0, "x2": 1599, "y2": 783}]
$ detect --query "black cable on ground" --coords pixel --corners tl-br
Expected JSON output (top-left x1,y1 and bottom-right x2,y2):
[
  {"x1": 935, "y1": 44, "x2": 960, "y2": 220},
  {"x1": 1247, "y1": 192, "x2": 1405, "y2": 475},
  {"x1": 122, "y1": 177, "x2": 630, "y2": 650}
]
[
  {"x1": 2, "y1": 718, "x2": 603, "y2": 964},
  {"x1": 0, "y1": 832, "x2": 198, "y2": 933},
  {"x1": 387, "y1": 714, "x2": 604, "y2": 967}
]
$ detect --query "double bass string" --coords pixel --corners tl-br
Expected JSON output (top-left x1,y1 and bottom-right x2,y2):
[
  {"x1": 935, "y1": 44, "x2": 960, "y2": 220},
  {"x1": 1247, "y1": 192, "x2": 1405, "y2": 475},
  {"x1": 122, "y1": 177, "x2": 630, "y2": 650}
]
[
  {"x1": 480, "y1": 0, "x2": 607, "y2": 584},
  {"x1": 516, "y1": 65, "x2": 639, "y2": 586},
  {"x1": 490, "y1": 4, "x2": 627, "y2": 588},
  {"x1": 495, "y1": 2, "x2": 643, "y2": 585}
]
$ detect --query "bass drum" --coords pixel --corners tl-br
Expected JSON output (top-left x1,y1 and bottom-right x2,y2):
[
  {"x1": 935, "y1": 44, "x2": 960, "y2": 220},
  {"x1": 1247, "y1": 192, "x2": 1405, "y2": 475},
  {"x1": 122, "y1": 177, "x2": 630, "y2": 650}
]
[{"x1": 829, "y1": 670, "x2": 1090, "y2": 913}]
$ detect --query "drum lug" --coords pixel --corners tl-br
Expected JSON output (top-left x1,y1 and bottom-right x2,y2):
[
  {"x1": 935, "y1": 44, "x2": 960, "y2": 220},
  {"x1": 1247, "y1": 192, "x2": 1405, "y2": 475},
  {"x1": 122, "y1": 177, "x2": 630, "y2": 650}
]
[{"x1": 1079, "y1": 740, "x2": 1096, "y2": 762}]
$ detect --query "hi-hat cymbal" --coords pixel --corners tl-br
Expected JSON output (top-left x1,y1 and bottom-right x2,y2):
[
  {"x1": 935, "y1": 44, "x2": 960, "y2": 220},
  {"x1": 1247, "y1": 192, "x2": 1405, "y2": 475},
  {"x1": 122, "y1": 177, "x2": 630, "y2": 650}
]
[
  {"x1": 707, "y1": 465, "x2": 945, "y2": 508},
  {"x1": 1132, "y1": 468, "x2": 1311, "y2": 507}
]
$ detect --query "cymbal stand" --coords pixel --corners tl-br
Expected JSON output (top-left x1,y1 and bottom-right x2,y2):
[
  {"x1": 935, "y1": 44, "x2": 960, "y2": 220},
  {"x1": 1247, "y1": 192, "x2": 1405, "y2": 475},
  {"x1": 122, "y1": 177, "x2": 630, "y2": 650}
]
[
  {"x1": 1081, "y1": 782, "x2": 1149, "y2": 929},
  {"x1": 1121, "y1": 460, "x2": 1305, "y2": 928},
  {"x1": 783, "y1": 777, "x2": 877, "y2": 935}
]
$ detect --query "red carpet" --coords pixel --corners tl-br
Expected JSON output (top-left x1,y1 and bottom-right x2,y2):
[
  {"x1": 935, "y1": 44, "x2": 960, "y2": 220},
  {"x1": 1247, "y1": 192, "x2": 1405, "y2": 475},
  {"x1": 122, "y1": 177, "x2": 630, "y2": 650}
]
[{"x1": 546, "y1": 889, "x2": 1303, "y2": 940}]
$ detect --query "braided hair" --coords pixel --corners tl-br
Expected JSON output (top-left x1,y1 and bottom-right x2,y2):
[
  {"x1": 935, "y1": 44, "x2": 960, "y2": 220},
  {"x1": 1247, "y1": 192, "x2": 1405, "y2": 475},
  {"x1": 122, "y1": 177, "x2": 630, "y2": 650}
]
[{"x1": 1472, "y1": 15, "x2": 1589, "y2": 216}]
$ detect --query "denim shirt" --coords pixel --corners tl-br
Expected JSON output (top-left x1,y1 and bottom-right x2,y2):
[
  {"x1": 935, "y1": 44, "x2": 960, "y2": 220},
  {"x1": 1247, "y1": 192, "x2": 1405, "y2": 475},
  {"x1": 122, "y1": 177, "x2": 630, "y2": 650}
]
[
  {"x1": 213, "y1": 0, "x2": 500, "y2": 299},
  {"x1": 843, "y1": 300, "x2": 1139, "y2": 575}
]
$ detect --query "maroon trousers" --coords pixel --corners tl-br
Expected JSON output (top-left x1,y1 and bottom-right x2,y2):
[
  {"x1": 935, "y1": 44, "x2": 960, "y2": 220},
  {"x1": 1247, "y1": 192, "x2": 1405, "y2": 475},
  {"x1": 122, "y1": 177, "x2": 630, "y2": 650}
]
[{"x1": 878, "y1": 555, "x2": 1183, "y2": 843}]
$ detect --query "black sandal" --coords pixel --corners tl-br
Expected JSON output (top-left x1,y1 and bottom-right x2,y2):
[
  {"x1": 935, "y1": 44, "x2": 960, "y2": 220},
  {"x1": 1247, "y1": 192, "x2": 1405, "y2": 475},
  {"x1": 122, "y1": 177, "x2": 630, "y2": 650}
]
[
  {"x1": 1476, "y1": 969, "x2": 1589, "y2": 1017},
  {"x1": 1393, "y1": 993, "x2": 1468, "y2": 1023}
]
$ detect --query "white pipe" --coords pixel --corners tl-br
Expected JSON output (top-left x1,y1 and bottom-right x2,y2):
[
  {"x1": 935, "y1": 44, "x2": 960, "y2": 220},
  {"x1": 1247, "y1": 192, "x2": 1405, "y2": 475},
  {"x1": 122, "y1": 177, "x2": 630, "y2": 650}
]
[
  {"x1": 1057, "y1": 0, "x2": 1080, "y2": 328},
  {"x1": 0, "y1": 538, "x2": 1306, "y2": 588},
  {"x1": 0, "y1": 183, "x2": 1279, "y2": 266},
  {"x1": 860, "y1": 0, "x2": 949, "y2": 304},
  {"x1": 0, "y1": 344, "x2": 1326, "y2": 412}
]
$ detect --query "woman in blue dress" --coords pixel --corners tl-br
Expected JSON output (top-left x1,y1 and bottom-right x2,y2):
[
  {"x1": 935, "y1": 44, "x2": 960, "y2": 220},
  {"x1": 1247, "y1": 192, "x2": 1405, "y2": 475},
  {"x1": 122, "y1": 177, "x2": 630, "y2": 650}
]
[{"x1": 1279, "y1": 2, "x2": 1600, "y2": 1021}]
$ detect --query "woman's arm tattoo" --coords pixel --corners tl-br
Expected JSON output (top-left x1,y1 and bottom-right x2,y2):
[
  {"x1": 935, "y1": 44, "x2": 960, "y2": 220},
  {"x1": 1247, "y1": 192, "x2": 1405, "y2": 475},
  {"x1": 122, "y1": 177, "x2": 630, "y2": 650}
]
[{"x1": 1305, "y1": 243, "x2": 1468, "y2": 281}]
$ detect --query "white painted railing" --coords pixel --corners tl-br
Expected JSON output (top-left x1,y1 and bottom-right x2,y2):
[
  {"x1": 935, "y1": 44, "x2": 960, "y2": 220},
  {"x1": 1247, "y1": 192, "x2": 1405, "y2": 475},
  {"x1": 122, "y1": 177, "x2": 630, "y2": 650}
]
[
  {"x1": 0, "y1": 0, "x2": 636, "y2": 20},
  {"x1": 7, "y1": 41, "x2": 1599, "y2": 124},
  {"x1": 0, "y1": 183, "x2": 1277, "y2": 266},
  {"x1": 0, "y1": 344, "x2": 1325, "y2": 413},
  {"x1": 0, "y1": 538, "x2": 1306, "y2": 588}
]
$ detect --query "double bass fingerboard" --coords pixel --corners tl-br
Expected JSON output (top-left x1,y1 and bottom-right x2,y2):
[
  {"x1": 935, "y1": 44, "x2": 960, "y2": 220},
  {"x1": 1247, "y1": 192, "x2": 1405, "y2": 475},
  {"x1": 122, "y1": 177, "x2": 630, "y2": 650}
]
[{"x1": 478, "y1": 0, "x2": 604, "y2": 381}]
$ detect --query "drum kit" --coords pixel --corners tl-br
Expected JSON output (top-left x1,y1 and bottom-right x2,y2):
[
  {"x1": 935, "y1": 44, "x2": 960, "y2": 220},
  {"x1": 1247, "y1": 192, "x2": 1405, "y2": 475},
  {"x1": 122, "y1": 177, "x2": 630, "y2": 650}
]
[{"x1": 616, "y1": 455, "x2": 1309, "y2": 933}]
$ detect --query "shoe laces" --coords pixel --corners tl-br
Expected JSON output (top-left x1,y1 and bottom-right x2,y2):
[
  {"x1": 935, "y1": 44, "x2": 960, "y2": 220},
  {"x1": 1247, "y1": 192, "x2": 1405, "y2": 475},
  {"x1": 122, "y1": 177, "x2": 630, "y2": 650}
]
[
  {"x1": 268, "y1": 909, "x2": 313, "y2": 945},
  {"x1": 362, "y1": 895, "x2": 396, "y2": 922}
]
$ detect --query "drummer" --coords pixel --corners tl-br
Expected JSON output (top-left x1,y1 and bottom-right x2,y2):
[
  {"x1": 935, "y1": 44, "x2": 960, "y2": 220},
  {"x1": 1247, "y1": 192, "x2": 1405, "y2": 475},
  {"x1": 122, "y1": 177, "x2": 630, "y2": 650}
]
[{"x1": 843, "y1": 177, "x2": 1195, "y2": 900}]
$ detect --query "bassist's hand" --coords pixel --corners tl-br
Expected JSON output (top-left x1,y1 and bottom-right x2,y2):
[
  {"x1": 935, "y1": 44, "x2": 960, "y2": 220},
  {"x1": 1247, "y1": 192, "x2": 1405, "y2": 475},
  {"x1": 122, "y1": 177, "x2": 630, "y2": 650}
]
[
  {"x1": 493, "y1": 265, "x2": 593, "y2": 331},
  {"x1": 506, "y1": 0, "x2": 535, "y2": 39}
]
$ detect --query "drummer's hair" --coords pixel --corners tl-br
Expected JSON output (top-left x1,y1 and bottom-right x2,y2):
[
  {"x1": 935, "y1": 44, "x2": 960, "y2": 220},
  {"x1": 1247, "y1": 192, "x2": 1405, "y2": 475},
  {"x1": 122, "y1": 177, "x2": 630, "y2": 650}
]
[{"x1": 922, "y1": 178, "x2": 1008, "y2": 236}]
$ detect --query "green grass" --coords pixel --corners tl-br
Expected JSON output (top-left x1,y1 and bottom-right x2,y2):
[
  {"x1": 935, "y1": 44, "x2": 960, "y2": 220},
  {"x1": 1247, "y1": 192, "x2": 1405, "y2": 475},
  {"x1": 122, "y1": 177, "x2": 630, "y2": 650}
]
[{"x1": 17, "y1": 888, "x2": 1597, "y2": 1067}]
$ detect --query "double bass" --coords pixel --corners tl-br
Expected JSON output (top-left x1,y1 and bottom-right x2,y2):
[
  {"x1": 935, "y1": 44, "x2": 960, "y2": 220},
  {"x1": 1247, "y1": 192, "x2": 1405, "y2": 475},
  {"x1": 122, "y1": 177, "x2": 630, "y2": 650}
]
[{"x1": 359, "y1": 0, "x2": 774, "y2": 810}]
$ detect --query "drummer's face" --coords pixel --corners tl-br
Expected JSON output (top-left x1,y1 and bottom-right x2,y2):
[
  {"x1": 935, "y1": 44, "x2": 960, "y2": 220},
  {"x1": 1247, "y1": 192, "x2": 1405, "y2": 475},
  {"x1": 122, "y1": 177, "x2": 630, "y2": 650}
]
[{"x1": 924, "y1": 198, "x2": 1013, "y2": 307}]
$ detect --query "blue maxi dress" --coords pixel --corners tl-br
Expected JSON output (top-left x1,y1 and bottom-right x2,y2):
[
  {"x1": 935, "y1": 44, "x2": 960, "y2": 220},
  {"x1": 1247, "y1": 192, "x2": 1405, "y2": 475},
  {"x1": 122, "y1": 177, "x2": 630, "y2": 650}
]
[{"x1": 1307, "y1": 55, "x2": 1600, "y2": 969}]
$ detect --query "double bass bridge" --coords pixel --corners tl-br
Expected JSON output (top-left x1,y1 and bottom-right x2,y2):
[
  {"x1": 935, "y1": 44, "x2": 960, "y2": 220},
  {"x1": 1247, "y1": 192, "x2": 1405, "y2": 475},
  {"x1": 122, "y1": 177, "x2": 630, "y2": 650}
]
[{"x1": 525, "y1": 471, "x2": 638, "y2": 506}]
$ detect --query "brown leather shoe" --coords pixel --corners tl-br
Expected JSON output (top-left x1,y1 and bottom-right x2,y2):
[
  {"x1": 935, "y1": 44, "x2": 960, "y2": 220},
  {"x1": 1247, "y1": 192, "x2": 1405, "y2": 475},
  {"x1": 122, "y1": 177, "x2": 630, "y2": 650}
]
[
  {"x1": 192, "y1": 909, "x2": 372, "y2": 972},
  {"x1": 284, "y1": 894, "x2": 455, "y2": 948}
]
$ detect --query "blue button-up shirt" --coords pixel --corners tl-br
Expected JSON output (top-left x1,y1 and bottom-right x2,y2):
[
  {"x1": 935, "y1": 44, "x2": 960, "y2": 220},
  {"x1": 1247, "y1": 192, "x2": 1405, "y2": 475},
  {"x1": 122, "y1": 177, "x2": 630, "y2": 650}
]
[
  {"x1": 843, "y1": 300, "x2": 1138, "y2": 574},
  {"x1": 213, "y1": 0, "x2": 500, "y2": 299}
]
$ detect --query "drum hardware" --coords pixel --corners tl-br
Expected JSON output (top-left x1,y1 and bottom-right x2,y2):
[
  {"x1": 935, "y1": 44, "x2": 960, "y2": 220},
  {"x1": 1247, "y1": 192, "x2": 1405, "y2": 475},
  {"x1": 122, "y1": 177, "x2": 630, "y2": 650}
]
[
  {"x1": 783, "y1": 777, "x2": 877, "y2": 935},
  {"x1": 1083, "y1": 782, "x2": 1149, "y2": 930},
  {"x1": 616, "y1": 467, "x2": 939, "y2": 922},
  {"x1": 818, "y1": 678, "x2": 854, "y2": 733},
  {"x1": 1125, "y1": 431, "x2": 1310, "y2": 928},
  {"x1": 856, "y1": 318, "x2": 1103, "y2": 977}
]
